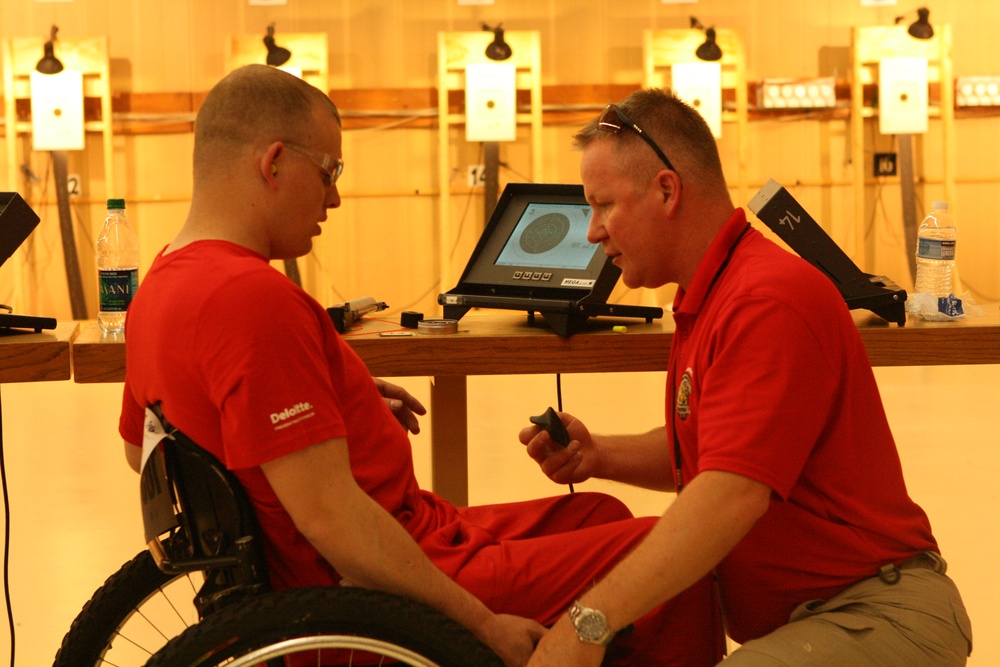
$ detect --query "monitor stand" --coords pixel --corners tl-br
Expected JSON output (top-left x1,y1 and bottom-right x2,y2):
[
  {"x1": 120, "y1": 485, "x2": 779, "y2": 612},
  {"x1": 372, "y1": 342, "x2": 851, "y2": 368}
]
[
  {"x1": 443, "y1": 300, "x2": 662, "y2": 337},
  {"x1": 533, "y1": 303, "x2": 662, "y2": 337},
  {"x1": 0, "y1": 312, "x2": 57, "y2": 334},
  {"x1": 747, "y1": 179, "x2": 907, "y2": 326}
]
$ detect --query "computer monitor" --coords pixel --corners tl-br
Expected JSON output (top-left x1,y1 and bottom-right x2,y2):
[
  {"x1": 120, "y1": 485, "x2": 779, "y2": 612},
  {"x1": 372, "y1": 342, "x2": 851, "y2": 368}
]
[
  {"x1": 1, "y1": 192, "x2": 56, "y2": 332},
  {"x1": 0, "y1": 192, "x2": 40, "y2": 269},
  {"x1": 459, "y1": 184, "x2": 608, "y2": 294},
  {"x1": 440, "y1": 183, "x2": 662, "y2": 336},
  {"x1": 747, "y1": 179, "x2": 907, "y2": 325}
]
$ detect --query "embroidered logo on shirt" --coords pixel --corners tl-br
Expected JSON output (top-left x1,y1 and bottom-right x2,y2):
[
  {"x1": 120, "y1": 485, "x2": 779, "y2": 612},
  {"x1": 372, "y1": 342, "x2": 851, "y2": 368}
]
[
  {"x1": 676, "y1": 369, "x2": 693, "y2": 421},
  {"x1": 270, "y1": 402, "x2": 315, "y2": 430}
]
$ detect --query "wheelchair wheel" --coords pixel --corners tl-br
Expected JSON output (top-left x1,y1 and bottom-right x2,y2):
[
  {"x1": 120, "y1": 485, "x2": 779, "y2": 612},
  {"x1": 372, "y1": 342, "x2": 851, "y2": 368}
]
[
  {"x1": 145, "y1": 586, "x2": 505, "y2": 667},
  {"x1": 54, "y1": 550, "x2": 204, "y2": 667}
]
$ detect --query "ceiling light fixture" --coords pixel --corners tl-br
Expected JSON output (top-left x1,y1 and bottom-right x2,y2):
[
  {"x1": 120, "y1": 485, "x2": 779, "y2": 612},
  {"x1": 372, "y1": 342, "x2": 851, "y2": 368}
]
[
  {"x1": 36, "y1": 25, "x2": 65, "y2": 75},
  {"x1": 264, "y1": 23, "x2": 292, "y2": 67},
  {"x1": 483, "y1": 23, "x2": 512, "y2": 61},
  {"x1": 689, "y1": 17, "x2": 723, "y2": 62},
  {"x1": 895, "y1": 7, "x2": 934, "y2": 40}
]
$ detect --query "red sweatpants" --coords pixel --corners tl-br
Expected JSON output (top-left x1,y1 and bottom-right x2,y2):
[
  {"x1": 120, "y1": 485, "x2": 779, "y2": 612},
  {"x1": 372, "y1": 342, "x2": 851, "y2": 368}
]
[{"x1": 441, "y1": 492, "x2": 723, "y2": 667}]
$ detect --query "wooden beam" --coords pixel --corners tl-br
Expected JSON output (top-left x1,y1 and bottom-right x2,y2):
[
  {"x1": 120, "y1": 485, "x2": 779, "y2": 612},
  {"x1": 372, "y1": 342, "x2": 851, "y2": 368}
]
[{"x1": 2, "y1": 81, "x2": 995, "y2": 137}]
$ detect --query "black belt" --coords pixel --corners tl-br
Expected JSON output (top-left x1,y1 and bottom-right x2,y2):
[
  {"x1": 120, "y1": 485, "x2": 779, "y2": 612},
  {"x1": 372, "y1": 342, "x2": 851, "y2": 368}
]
[{"x1": 878, "y1": 550, "x2": 947, "y2": 585}]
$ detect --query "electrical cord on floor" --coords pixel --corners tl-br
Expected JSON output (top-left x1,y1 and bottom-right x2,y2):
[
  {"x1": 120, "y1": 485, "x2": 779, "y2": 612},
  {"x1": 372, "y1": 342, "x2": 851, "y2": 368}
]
[{"x1": 1, "y1": 407, "x2": 15, "y2": 667}]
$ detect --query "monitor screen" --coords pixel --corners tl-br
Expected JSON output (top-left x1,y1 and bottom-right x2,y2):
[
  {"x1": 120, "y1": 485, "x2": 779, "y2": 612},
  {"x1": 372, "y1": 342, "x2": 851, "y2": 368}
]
[
  {"x1": 458, "y1": 183, "x2": 610, "y2": 296},
  {"x1": 494, "y1": 202, "x2": 595, "y2": 271}
]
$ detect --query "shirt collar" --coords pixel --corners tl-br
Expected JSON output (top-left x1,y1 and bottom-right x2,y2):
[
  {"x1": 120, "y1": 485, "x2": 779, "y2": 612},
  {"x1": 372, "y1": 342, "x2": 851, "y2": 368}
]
[{"x1": 673, "y1": 208, "x2": 749, "y2": 316}]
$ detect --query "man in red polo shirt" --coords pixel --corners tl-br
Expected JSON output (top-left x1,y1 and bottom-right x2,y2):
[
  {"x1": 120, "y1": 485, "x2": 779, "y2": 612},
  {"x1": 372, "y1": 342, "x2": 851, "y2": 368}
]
[{"x1": 521, "y1": 88, "x2": 972, "y2": 666}]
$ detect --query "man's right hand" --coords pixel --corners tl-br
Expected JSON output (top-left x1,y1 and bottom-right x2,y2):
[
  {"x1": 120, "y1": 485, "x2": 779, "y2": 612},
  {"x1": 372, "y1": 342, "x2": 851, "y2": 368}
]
[{"x1": 518, "y1": 411, "x2": 599, "y2": 485}]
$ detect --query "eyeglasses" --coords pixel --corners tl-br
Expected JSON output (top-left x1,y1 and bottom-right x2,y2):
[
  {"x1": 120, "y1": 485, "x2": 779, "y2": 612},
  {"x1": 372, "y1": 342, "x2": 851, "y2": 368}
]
[
  {"x1": 597, "y1": 104, "x2": 678, "y2": 176},
  {"x1": 284, "y1": 142, "x2": 344, "y2": 187}
]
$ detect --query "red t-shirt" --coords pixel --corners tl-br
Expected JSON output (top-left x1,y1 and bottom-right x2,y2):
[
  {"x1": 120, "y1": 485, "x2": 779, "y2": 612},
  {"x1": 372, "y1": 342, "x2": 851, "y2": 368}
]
[
  {"x1": 120, "y1": 241, "x2": 463, "y2": 590},
  {"x1": 669, "y1": 210, "x2": 937, "y2": 643}
]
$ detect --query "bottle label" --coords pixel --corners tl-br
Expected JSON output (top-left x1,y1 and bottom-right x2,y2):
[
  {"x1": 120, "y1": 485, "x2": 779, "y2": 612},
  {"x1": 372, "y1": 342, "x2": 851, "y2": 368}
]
[
  {"x1": 99, "y1": 269, "x2": 139, "y2": 312},
  {"x1": 917, "y1": 238, "x2": 956, "y2": 261},
  {"x1": 937, "y1": 294, "x2": 964, "y2": 318}
]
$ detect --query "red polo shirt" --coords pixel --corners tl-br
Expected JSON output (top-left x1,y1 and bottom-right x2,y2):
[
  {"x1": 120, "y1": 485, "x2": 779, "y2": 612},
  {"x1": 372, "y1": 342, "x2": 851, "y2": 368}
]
[{"x1": 668, "y1": 209, "x2": 936, "y2": 643}]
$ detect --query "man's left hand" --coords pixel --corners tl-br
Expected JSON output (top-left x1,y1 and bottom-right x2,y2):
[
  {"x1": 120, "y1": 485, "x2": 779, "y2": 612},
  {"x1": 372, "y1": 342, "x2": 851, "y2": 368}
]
[
  {"x1": 373, "y1": 378, "x2": 427, "y2": 434},
  {"x1": 526, "y1": 615, "x2": 604, "y2": 667}
]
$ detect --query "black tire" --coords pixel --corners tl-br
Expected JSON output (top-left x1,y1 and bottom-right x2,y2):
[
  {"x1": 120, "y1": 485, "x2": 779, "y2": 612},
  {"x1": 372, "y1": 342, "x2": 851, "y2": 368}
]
[
  {"x1": 54, "y1": 550, "x2": 204, "y2": 667},
  {"x1": 145, "y1": 586, "x2": 504, "y2": 667}
]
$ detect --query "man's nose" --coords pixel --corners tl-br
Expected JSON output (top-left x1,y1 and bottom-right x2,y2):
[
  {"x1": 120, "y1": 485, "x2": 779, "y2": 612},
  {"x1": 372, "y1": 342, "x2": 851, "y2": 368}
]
[
  {"x1": 586, "y1": 214, "x2": 605, "y2": 245},
  {"x1": 326, "y1": 185, "x2": 341, "y2": 209}
]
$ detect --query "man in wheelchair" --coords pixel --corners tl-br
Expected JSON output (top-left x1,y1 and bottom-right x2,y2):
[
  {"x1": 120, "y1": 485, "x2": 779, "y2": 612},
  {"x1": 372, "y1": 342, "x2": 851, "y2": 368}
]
[{"x1": 116, "y1": 64, "x2": 721, "y2": 667}]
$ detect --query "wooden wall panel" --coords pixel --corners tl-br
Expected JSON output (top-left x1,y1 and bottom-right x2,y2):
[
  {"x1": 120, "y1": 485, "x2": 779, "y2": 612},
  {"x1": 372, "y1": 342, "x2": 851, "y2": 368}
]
[{"x1": 1, "y1": 0, "x2": 999, "y2": 321}]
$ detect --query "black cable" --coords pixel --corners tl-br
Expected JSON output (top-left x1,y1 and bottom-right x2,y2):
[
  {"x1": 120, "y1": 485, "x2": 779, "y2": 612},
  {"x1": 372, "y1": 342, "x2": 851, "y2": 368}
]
[
  {"x1": 498, "y1": 160, "x2": 534, "y2": 184},
  {"x1": 863, "y1": 122, "x2": 887, "y2": 242},
  {"x1": 555, "y1": 374, "x2": 574, "y2": 493},
  {"x1": 449, "y1": 143, "x2": 485, "y2": 262},
  {"x1": 555, "y1": 373, "x2": 562, "y2": 411},
  {"x1": 1, "y1": 394, "x2": 14, "y2": 667},
  {"x1": 381, "y1": 281, "x2": 440, "y2": 319}
]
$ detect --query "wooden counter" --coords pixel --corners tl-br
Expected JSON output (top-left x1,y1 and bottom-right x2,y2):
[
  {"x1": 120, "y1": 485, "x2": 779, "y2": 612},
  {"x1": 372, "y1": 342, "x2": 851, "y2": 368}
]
[
  {"x1": 0, "y1": 322, "x2": 78, "y2": 384},
  {"x1": 68, "y1": 307, "x2": 1000, "y2": 504}
]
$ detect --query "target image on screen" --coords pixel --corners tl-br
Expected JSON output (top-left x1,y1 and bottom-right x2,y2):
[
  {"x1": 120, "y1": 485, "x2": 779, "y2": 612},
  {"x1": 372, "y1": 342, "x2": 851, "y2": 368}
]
[{"x1": 494, "y1": 202, "x2": 595, "y2": 270}]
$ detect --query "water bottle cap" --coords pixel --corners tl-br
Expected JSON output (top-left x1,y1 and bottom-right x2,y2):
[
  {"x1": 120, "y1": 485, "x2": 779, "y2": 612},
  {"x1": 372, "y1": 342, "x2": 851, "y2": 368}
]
[
  {"x1": 107, "y1": 198, "x2": 126, "y2": 210},
  {"x1": 931, "y1": 201, "x2": 948, "y2": 211}
]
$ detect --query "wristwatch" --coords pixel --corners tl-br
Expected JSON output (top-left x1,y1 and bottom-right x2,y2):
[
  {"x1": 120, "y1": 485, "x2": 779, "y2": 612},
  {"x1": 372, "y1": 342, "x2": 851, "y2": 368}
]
[{"x1": 568, "y1": 600, "x2": 614, "y2": 646}]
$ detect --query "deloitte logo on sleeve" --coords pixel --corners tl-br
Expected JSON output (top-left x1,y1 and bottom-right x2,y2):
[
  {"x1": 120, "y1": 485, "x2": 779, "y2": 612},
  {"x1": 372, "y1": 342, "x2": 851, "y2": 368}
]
[{"x1": 270, "y1": 402, "x2": 315, "y2": 430}]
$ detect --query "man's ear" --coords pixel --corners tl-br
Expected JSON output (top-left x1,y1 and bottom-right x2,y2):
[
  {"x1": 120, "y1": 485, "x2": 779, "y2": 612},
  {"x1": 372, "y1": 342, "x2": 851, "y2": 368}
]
[
  {"x1": 657, "y1": 169, "x2": 682, "y2": 216},
  {"x1": 260, "y1": 142, "x2": 283, "y2": 188}
]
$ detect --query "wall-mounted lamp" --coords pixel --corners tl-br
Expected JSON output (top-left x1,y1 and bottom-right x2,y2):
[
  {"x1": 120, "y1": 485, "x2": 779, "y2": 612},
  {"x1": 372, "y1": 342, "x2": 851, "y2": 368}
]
[
  {"x1": 689, "y1": 17, "x2": 723, "y2": 62},
  {"x1": 482, "y1": 23, "x2": 512, "y2": 61},
  {"x1": 264, "y1": 23, "x2": 292, "y2": 66},
  {"x1": 895, "y1": 7, "x2": 934, "y2": 40},
  {"x1": 36, "y1": 25, "x2": 64, "y2": 75}
]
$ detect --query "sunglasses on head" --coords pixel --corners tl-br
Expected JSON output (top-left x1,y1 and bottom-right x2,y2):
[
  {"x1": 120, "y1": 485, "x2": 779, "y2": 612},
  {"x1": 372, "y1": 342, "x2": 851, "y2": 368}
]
[{"x1": 597, "y1": 104, "x2": 678, "y2": 176}]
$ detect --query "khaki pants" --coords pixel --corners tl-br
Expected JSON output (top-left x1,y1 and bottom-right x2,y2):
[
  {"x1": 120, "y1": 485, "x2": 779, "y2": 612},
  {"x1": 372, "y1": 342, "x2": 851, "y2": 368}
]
[{"x1": 721, "y1": 566, "x2": 972, "y2": 666}]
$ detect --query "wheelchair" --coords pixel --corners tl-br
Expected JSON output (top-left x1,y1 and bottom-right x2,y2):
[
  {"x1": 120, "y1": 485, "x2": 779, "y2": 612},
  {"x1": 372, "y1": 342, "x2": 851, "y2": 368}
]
[{"x1": 53, "y1": 405, "x2": 503, "y2": 667}]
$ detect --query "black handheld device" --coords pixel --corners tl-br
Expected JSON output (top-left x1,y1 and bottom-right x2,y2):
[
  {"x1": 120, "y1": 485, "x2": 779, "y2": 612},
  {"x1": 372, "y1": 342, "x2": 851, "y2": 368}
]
[{"x1": 529, "y1": 407, "x2": 571, "y2": 448}]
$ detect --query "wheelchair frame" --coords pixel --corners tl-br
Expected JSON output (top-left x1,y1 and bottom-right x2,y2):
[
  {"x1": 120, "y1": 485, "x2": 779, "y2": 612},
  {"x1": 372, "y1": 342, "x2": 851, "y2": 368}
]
[{"x1": 53, "y1": 405, "x2": 501, "y2": 667}]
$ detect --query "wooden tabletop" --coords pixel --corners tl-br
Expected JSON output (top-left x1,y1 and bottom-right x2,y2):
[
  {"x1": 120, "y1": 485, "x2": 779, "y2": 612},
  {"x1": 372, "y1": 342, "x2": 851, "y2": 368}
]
[
  {"x1": 69, "y1": 306, "x2": 1000, "y2": 384},
  {"x1": 0, "y1": 321, "x2": 78, "y2": 384},
  {"x1": 849, "y1": 308, "x2": 1000, "y2": 366},
  {"x1": 346, "y1": 308, "x2": 1000, "y2": 374},
  {"x1": 343, "y1": 313, "x2": 675, "y2": 376}
]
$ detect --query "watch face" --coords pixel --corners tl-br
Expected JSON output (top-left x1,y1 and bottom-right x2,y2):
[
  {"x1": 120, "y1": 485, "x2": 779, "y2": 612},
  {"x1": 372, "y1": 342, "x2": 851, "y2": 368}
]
[
  {"x1": 577, "y1": 609, "x2": 608, "y2": 641},
  {"x1": 570, "y1": 603, "x2": 611, "y2": 645}
]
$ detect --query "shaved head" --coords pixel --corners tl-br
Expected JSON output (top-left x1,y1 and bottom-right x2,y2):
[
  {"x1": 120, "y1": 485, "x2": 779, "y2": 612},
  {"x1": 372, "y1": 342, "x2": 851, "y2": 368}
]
[{"x1": 193, "y1": 64, "x2": 340, "y2": 181}]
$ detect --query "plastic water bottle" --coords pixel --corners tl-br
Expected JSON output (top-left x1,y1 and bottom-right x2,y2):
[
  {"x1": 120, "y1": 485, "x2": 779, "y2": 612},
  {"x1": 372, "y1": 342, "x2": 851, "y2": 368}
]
[
  {"x1": 913, "y1": 201, "x2": 956, "y2": 297},
  {"x1": 908, "y1": 201, "x2": 961, "y2": 319},
  {"x1": 97, "y1": 198, "x2": 139, "y2": 333}
]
